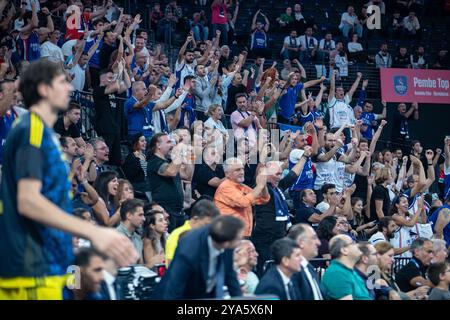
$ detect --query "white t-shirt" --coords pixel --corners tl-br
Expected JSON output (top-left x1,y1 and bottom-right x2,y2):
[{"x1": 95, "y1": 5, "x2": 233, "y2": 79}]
[
  {"x1": 204, "y1": 117, "x2": 227, "y2": 135},
  {"x1": 328, "y1": 94, "x2": 355, "y2": 129},
  {"x1": 40, "y1": 41, "x2": 64, "y2": 63},
  {"x1": 316, "y1": 201, "x2": 330, "y2": 213},
  {"x1": 69, "y1": 63, "x2": 87, "y2": 92},
  {"x1": 348, "y1": 42, "x2": 363, "y2": 53},
  {"x1": 298, "y1": 35, "x2": 318, "y2": 50},
  {"x1": 314, "y1": 148, "x2": 345, "y2": 192},
  {"x1": 175, "y1": 59, "x2": 197, "y2": 88},
  {"x1": 368, "y1": 231, "x2": 387, "y2": 245}
]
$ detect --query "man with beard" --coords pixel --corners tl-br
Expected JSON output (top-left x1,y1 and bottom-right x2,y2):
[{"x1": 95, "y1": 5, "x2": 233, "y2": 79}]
[
  {"x1": 0, "y1": 60, "x2": 138, "y2": 300},
  {"x1": 368, "y1": 217, "x2": 410, "y2": 256}
]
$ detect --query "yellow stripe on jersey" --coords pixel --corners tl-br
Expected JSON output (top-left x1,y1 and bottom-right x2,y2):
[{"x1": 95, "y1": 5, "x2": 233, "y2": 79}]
[{"x1": 29, "y1": 113, "x2": 44, "y2": 148}]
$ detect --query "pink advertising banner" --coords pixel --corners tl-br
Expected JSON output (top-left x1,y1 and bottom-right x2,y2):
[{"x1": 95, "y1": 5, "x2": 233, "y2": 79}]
[{"x1": 380, "y1": 68, "x2": 450, "y2": 104}]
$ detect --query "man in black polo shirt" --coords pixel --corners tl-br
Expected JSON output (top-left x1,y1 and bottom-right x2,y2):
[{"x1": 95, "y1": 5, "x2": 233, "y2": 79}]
[
  {"x1": 395, "y1": 237, "x2": 434, "y2": 293},
  {"x1": 53, "y1": 102, "x2": 86, "y2": 148},
  {"x1": 252, "y1": 147, "x2": 311, "y2": 277},
  {"x1": 147, "y1": 133, "x2": 192, "y2": 232}
]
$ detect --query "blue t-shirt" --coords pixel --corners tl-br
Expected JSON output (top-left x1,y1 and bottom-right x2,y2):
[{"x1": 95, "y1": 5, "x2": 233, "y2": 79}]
[
  {"x1": 124, "y1": 96, "x2": 155, "y2": 138},
  {"x1": 0, "y1": 111, "x2": 17, "y2": 165},
  {"x1": 361, "y1": 112, "x2": 376, "y2": 140},
  {"x1": 0, "y1": 112, "x2": 73, "y2": 277},
  {"x1": 17, "y1": 32, "x2": 41, "y2": 62},
  {"x1": 85, "y1": 38, "x2": 102, "y2": 68},
  {"x1": 289, "y1": 157, "x2": 314, "y2": 191},
  {"x1": 279, "y1": 83, "x2": 304, "y2": 120},
  {"x1": 429, "y1": 204, "x2": 450, "y2": 248}
]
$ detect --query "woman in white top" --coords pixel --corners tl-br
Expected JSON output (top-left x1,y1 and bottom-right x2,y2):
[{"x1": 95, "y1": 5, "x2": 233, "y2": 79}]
[
  {"x1": 389, "y1": 194, "x2": 427, "y2": 257},
  {"x1": 204, "y1": 104, "x2": 228, "y2": 135}
]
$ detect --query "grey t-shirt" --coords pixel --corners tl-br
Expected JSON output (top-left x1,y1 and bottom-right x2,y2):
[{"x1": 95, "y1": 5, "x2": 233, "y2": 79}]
[{"x1": 428, "y1": 287, "x2": 450, "y2": 300}]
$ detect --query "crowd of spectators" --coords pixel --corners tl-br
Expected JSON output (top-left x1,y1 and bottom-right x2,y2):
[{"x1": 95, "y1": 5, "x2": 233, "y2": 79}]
[{"x1": 0, "y1": 0, "x2": 449, "y2": 301}]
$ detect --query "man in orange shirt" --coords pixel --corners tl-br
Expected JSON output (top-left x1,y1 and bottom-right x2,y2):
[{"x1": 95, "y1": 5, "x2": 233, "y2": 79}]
[{"x1": 214, "y1": 157, "x2": 270, "y2": 237}]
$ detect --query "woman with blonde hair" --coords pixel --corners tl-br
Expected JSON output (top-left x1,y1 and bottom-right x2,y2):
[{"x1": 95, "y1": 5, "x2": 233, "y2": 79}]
[
  {"x1": 204, "y1": 104, "x2": 227, "y2": 135},
  {"x1": 374, "y1": 241, "x2": 429, "y2": 300}
]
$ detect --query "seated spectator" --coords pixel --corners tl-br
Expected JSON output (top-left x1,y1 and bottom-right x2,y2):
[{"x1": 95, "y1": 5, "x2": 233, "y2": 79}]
[
  {"x1": 165, "y1": 198, "x2": 220, "y2": 266},
  {"x1": 318, "y1": 32, "x2": 336, "y2": 63},
  {"x1": 347, "y1": 34, "x2": 366, "y2": 64},
  {"x1": 375, "y1": 43, "x2": 392, "y2": 68},
  {"x1": 122, "y1": 133, "x2": 148, "y2": 193},
  {"x1": 393, "y1": 46, "x2": 412, "y2": 68},
  {"x1": 276, "y1": 7, "x2": 294, "y2": 31},
  {"x1": 402, "y1": 11, "x2": 421, "y2": 40},
  {"x1": 295, "y1": 188, "x2": 327, "y2": 227},
  {"x1": 280, "y1": 59, "x2": 295, "y2": 81},
  {"x1": 395, "y1": 237, "x2": 434, "y2": 292},
  {"x1": 333, "y1": 43, "x2": 349, "y2": 78},
  {"x1": 249, "y1": 10, "x2": 270, "y2": 59},
  {"x1": 288, "y1": 224, "x2": 324, "y2": 300},
  {"x1": 292, "y1": 3, "x2": 308, "y2": 35},
  {"x1": 281, "y1": 30, "x2": 301, "y2": 61},
  {"x1": 165, "y1": 0, "x2": 184, "y2": 32},
  {"x1": 92, "y1": 171, "x2": 121, "y2": 227},
  {"x1": 192, "y1": 145, "x2": 225, "y2": 198},
  {"x1": 150, "y1": 2, "x2": 164, "y2": 34},
  {"x1": 89, "y1": 137, "x2": 110, "y2": 177},
  {"x1": 116, "y1": 199, "x2": 145, "y2": 264},
  {"x1": 431, "y1": 239, "x2": 449, "y2": 264},
  {"x1": 351, "y1": 197, "x2": 377, "y2": 241},
  {"x1": 254, "y1": 238, "x2": 302, "y2": 300},
  {"x1": 143, "y1": 210, "x2": 169, "y2": 269},
  {"x1": 354, "y1": 242, "x2": 378, "y2": 299},
  {"x1": 432, "y1": 50, "x2": 449, "y2": 69},
  {"x1": 154, "y1": 215, "x2": 243, "y2": 299},
  {"x1": 321, "y1": 234, "x2": 372, "y2": 300},
  {"x1": 298, "y1": 27, "x2": 318, "y2": 63},
  {"x1": 316, "y1": 216, "x2": 347, "y2": 263},
  {"x1": 427, "y1": 262, "x2": 450, "y2": 300},
  {"x1": 410, "y1": 46, "x2": 428, "y2": 69},
  {"x1": 338, "y1": 5, "x2": 363, "y2": 39},
  {"x1": 190, "y1": 10, "x2": 209, "y2": 41},
  {"x1": 63, "y1": 248, "x2": 106, "y2": 300},
  {"x1": 214, "y1": 157, "x2": 270, "y2": 238},
  {"x1": 389, "y1": 11, "x2": 404, "y2": 39},
  {"x1": 234, "y1": 240, "x2": 260, "y2": 295},
  {"x1": 115, "y1": 179, "x2": 135, "y2": 207},
  {"x1": 374, "y1": 241, "x2": 429, "y2": 300}
]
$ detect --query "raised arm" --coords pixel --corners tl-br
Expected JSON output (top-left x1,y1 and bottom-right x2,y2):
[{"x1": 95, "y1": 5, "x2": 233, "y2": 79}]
[
  {"x1": 347, "y1": 72, "x2": 363, "y2": 102},
  {"x1": 251, "y1": 9, "x2": 260, "y2": 30},
  {"x1": 369, "y1": 120, "x2": 387, "y2": 156},
  {"x1": 328, "y1": 68, "x2": 336, "y2": 102}
]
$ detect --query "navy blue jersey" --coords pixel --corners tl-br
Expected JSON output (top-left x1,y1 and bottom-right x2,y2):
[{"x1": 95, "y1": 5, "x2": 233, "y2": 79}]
[{"x1": 0, "y1": 112, "x2": 74, "y2": 277}]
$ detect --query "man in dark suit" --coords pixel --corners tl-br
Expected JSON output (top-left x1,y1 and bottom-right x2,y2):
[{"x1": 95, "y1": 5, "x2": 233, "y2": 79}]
[
  {"x1": 288, "y1": 223, "x2": 324, "y2": 300},
  {"x1": 154, "y1": 215, "x2": 244, "y2": 299},
  {"x1": 254, "y1": 238, "x2": 303, "y2": 300}
]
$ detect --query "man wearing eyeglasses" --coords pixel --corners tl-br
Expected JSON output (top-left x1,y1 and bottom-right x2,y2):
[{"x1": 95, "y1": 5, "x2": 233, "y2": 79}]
[{"x1": 395, "y1": 237, "x2": 434, "y2": 292}]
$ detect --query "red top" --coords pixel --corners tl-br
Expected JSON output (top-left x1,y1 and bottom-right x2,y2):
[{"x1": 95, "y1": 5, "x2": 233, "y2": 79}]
[{"x1": 211, "y1": 4, "x2": 227, "y2": 25}]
